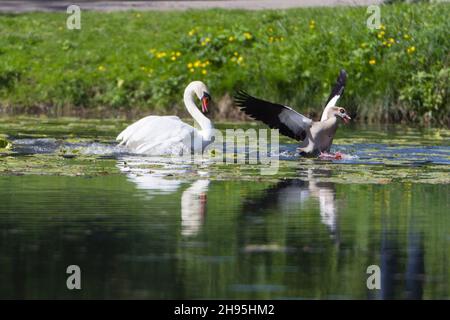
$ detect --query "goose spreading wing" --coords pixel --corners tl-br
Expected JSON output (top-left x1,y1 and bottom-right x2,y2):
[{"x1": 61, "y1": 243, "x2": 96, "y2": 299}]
[
  {"x1": 234, "y1": 91, "x2": 312, "y2": 141},
  {"x1": 321, "y1": 69, "x2": 347, "y2": 121},
  {"x1": 234, "y1": 69, "x2": 348, "y2": 142}
]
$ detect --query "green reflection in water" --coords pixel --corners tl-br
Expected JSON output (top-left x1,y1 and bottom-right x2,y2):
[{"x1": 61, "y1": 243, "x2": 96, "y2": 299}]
[
  {"x1": 0, "y1": 118, "x2": 448, "y2": 299},
  {"x1": 0, "y1": 175, "x2": 448, "y2": 299}
]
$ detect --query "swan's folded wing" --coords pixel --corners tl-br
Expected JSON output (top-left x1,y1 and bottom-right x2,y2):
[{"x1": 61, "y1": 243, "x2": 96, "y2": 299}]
[
  {"x1": 116, "y1": 116, "x2": 194, "y2": 153},
  {"x1": 117, "y1": 115, "x2": 181, "y2": 144},
  {"x1": 321, "y1": 69, "x2": 347, "y2": 121},
  {"x1": 234, "y1": 91, "x2": 312, "y2": 141}
]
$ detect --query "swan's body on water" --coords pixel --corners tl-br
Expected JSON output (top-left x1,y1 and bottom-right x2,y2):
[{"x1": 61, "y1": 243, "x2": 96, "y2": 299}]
[{"x1": 117, "y1": 81, "x2": 214, "y2": 155}]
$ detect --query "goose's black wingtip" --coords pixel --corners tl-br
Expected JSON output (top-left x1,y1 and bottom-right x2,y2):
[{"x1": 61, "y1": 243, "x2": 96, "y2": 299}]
[
  {"x1": 234, "y1": 90, "x2": 249, "y2": 98},
  {"x1": 233, "y1": 90, "x2": 251, "y2": 107},
  {"x1": 338, "y1": 69, "x2": 348, "y2": 81}
]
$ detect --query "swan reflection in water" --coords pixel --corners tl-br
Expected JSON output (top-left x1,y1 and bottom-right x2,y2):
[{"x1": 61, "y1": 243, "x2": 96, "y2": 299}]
[
  {"x1": 180, "y1": 180, "x2": 209, "y2": 236},
  {"x1": 116, "y1": 156, "x2": 209, "y2": 236}
]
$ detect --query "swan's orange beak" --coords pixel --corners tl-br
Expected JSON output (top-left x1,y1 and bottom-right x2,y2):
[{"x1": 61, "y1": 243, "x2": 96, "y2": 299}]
[
  {"x1": 201, "y1": 97, "x2": 209, "y2": 113},
  {"x1": 201, "y1": 94, "x2": 210, "y2": 113}
]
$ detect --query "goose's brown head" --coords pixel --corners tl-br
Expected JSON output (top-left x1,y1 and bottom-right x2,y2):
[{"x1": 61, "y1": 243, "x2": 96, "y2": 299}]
[{"x1": 331, "y1": 106, "x2": 351, "y2": 124}]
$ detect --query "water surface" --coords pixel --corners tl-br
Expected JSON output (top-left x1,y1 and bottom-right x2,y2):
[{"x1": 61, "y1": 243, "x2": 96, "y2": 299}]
[{"x1": 0, "y1": 118, "x2": 448, "y2": 299}]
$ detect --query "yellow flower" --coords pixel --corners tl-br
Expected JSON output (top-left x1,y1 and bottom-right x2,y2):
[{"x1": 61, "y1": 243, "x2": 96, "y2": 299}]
[
  {"x1": 309, "y1": 19, "x2": 316, "y2": 30},
  {"x1": 234, "y1": 51, "x2": 238, "y2": 56},
  {"x1": 190, "y1": 68, "x2": 195, "y2": 73},
  {"x1": 98, "y1": 65, "x2": 106, "y2": 72},
  {"x1": 269, "y1": 36, "x2": 274, "y2": 43},
  {"x1": 360, "y1": 42, "x2": 368, "y2": 48},
  {"x1": 205, "y1": 60, "x2": 210, "y2": 66},
  {"x1": 243, "y1": 32, "x2": 252, "y2": 40},
  {"x1": 171, "y1": 56, "x2": 176, "y2": 61},
  {"x1": 388, "y1": 38, "x2": 395, "y2": 44},
  {"x1": 156, "y1": 52, "x2": 166, "y2": 59},
  {"x1": 135, "y1": 13, "x2": 141, "y2": 18},
  {"x1": 188, "y1": 29, "x2": 196, "y2": 36},
  {"x1": 201, "y1": 37, "x2": 211, "y2": 46},
  {"x1": 279, "y1": 37, "x2": 284, "y2": 42},
  {"x1": 403, "y1": 34, "x2": 410, "y2": 40},
  {"x1": 228, "y1": 36, "x2": 235, "y2": 42},
  {"x1": 201, "y1": 69, "x2": 207, "y2": 75},
  {"x1": 187, "y1": 63, "x2": 193, "y2": 69},
  {"x1": 383, "y1": 40, "x2": 387, "y2": 46},
  {"x1": 176, "y1": 52, "x2": 181, "y2": 57},
  {"x1": 194, "y1": 60, "x2": 201, "y2": 67},
  {"x1": 407, "y1": 46, "x2": 416, "y2": 54},
  {"x1": 377, "y1": 31, "x2": 385, "y2": 39},
  {"x1": 369, "y1": 59, "x2": 376, "y2": 65},
  {"x1": 380, "y1": 24, "x2": 386, "y2": 31},
  {"x1": 237, "y1": 56, "x2": 244, "y2": 64}
]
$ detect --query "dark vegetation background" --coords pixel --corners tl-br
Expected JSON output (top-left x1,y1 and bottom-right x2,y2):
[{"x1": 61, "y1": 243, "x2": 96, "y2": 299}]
[{"x1": 0, "y1": 2, "x2": 448, "y2": 125}]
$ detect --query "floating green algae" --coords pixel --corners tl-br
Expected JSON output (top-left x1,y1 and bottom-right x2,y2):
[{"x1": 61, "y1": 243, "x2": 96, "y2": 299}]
[{"x1": 0, "y1": 118, "x2": 448, "y2": 183}]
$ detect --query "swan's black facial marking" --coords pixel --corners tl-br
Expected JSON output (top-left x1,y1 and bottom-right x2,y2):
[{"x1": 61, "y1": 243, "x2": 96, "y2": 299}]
[{"x1": 202, "y1": 92, "x2": 211, "y2": 100}]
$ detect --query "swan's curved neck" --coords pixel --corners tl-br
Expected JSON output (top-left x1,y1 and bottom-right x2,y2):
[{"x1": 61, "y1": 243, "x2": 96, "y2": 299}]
[{"x1": 184, "y1": 88, "x2": 213, "y2": 140}]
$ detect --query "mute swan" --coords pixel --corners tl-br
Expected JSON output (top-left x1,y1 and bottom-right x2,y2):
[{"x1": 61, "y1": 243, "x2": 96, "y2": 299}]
[
  {"x1": 117, "y1": 81, "x2": 214, "y2": 155},
  {"x1": 234, "y1": 70, "x2": 351, "y2": 158}
]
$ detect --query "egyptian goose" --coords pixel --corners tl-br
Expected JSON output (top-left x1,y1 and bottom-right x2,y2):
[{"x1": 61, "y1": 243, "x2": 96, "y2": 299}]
[{"x1": 234, "y1": 70, "x2": 351, "y2": 157}]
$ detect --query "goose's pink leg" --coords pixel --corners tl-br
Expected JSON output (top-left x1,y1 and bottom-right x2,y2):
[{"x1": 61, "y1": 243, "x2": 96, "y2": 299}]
[{"x1": 319, "y1": 151, "x2": 343, "y2": 160}]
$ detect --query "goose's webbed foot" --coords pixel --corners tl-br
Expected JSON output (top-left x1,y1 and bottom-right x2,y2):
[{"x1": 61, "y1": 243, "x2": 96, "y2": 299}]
[{"x1": 319, "y1": 151, "x2": 343, "y2": 160}]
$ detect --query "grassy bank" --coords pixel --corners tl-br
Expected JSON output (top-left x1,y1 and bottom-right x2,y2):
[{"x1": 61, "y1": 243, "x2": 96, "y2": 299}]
[{"x1": 0, "y1": 3, "x2": 448, "y2": 124}]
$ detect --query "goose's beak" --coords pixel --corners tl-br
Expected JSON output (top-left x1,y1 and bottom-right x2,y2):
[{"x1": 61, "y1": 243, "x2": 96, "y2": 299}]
[{"x1": 342, "y1": 114, "x2": 351, "y2": 124}]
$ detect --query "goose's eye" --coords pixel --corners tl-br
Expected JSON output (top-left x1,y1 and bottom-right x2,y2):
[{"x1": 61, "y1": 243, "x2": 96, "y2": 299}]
[{"x1": 339, "y1": 109, "x2": 345, "y2": 113}]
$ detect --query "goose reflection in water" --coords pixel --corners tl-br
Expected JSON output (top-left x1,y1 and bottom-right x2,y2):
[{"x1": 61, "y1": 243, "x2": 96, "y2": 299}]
[
  {"x1": 117, "y1": 157, "x2": 209, "y2": 236},
  {"x1": 242, "y1": 175, "x2": 339, "y2": 239}
]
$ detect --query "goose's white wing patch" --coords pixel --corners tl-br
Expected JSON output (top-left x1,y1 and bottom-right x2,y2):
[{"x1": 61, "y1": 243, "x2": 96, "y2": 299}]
[{"x1": 321, "y1": 70, "x2": 347, "y2": 121}]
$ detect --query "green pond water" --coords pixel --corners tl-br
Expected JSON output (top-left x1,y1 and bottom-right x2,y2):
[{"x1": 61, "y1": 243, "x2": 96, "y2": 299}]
[{"x1": 0, "y1": 118, "x2": 449, "y2": 299}]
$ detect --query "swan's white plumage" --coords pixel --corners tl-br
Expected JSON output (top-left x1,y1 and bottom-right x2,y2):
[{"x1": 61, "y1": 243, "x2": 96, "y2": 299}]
[
  {"x1": 117, "y1": 115, "x2": 201, "y2": 155},
  {"x1": 116, "y1": 81, "x2": 213, "y2": 155}
]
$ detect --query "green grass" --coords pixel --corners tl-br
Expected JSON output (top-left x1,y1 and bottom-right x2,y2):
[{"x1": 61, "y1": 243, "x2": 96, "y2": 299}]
[{"x1": 0, "y1": 3, "x2": 448, "y2": 124}]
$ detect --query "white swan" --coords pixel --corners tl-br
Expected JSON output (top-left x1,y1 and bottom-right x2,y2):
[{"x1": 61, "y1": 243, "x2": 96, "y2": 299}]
[{"x1": 116, "y1": 81, "x2": 214, "y2": 155}]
